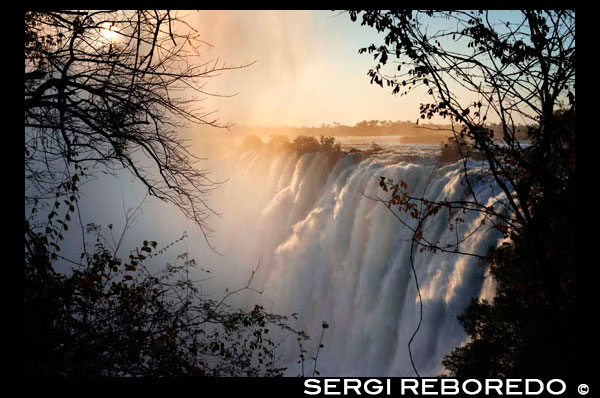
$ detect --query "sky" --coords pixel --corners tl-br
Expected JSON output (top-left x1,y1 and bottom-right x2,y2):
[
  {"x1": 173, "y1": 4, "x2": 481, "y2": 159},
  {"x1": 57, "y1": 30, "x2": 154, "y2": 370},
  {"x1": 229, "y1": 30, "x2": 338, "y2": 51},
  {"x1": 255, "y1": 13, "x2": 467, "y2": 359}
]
[{"x1": 187, "y1": 10, "x2": 435, "y2": 127}]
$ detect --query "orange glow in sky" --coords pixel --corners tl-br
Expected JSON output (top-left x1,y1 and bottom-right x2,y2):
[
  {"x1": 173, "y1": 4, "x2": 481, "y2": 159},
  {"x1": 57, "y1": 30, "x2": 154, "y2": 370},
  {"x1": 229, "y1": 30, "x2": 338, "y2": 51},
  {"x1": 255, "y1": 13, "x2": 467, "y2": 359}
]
[{"x1": 189, "y1": 10, "x2": 446, "y2": 128}]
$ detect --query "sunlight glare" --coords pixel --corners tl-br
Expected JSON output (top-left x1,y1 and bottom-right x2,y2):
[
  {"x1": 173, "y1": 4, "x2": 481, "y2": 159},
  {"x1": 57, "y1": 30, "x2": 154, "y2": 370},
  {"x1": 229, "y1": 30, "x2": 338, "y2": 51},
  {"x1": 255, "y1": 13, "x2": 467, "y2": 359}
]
[{"x1": 100, "y1": 22, "x2": 118, "y2": 42}]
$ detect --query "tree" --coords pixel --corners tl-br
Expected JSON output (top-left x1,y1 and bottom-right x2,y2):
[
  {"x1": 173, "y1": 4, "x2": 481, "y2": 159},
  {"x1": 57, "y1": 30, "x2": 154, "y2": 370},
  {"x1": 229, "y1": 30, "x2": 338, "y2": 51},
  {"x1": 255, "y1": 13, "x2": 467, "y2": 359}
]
[
  {"x1": 318, "y1": 135, "x2": 342, "y2": 152},
  {"x1": 437, "y1": 136, "x2": 484, "y2": 163},
  {"x1": 24, "y1": 10, "x2": 323, "y2": 377},
  {"x1": 288, "y1": 135, "x2": 342, "y2": 154},
  {"x1": 25, "y1": 10, "x2": 249, "y2": 246},
  {"x1": 348, "y1": 10, "x2": 575, "y2": 377},
  {"x1": 290, "y1": 135, "x2": 321, "y2": 153},
  {"x1": 25, "y1": 214, "x2": 307, "y2": 376}
]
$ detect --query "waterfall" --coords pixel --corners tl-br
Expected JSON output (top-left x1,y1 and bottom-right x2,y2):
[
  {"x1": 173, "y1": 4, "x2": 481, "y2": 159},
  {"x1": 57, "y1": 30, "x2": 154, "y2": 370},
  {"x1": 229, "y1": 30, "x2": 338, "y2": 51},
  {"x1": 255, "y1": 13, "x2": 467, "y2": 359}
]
[{"x1": 200, "y1": 144, "x2": 503, "y2": 376}]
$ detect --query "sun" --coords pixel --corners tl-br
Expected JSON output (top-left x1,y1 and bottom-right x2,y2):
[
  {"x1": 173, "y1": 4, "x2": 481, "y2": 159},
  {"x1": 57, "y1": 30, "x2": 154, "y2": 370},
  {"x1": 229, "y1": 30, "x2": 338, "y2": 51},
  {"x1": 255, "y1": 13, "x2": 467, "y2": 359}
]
[{"x1": 100, "y1": 22, "x2": 118, "y2": 41}]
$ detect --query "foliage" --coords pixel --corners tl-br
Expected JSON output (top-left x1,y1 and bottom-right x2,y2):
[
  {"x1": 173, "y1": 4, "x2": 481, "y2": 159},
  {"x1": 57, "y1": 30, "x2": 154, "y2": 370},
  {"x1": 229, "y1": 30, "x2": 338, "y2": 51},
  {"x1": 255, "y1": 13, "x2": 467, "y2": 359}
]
[
  {"x1": 235, "y1": 119, "x2": 465, "y2": 142},
  {"x1": 24, "y1": 216, "x2": 310, "y2": 376},
  {"x1": 442, "y1": 220, "x2": 575, "y2": 377},
  {"x1": 25, "y1": 11, "x2": 249, "y2": 245},
  {"x1": 438, "y1": 136, "x2": 484, "y2": 163},
  {"x1": 242, "y1": 135, "x2": 264, "y2": 150},
  {"x1": 290, "y1": 136, "x2": 320, "y2": 153},
  {"x1": 296, "y1": 321, "x2": 329, "y2": 377},
  {"x1": 24, "y1": 11, "x2": 325, "y2": 377},
  {"x1": 350, "y1": 11, "x2": 575, "y2": 225},
  {"x1": 318, "y1": 135, "x2": 342, "y2": 152},
  {"x1": 266, "y1": 135, "x2": 292, "y2": 152},
  {"x1": 349, "y1": 10, "x2": 575, "y2": 377},
  {"x1": 289, "y1": 135, "x2": 341, "y2": 154}
]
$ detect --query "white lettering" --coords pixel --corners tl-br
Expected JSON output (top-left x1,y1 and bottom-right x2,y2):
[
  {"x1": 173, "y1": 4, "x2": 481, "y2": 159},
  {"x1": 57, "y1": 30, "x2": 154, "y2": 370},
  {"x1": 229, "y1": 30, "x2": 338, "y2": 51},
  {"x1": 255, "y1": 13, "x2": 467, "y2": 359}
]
[
  {"x1": 441, "y1": 379, "x2": 459, "y2": 395},
  {"x1": 364, "y1": 379, "x2": 383, "y2": 395},
  {"x1": 324, "y1": 379, "x2": 341, "y2": 395},
  {"x1": 304, "y1": 379, "x2": 321, "y2": 395},
  {"x1": 506, "y1": 379, "x2": 522, "y2": 395},
  {"x1": 462, "y1": 379, "x2": 482, "y2": 395},
  {"x1": 525, "y1": 379, "x2": 544, "y2": 395},
  {"x1": 401, "y1": 379, "x2": 419, "y2": 395},
  {"x1": 546, "y1": 379, "x2": 566, "y2": 395},
  {"x1": 485, "y1": 379, "x2": 503, "y2": 395},
  {"x1": 344, "y1": 379, "x2": 362, "y2": 395},
  {"x1": 421, "y1": 379, "x2": 438, "y2": 395}
]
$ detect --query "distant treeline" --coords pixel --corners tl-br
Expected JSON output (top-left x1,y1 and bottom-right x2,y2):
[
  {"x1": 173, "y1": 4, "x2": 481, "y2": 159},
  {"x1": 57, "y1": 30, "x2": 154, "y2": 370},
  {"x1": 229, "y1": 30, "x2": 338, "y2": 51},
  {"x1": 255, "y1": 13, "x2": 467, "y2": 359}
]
[{"x1": 233, "y1": 120, "x2": 531, "y2": 144}]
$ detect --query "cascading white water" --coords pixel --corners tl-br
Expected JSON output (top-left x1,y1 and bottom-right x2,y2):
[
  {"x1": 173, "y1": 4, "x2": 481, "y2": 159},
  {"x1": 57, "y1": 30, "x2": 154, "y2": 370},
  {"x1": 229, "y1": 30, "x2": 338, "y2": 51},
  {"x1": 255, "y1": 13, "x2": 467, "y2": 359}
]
[{"x1": 200, "y1": 143, "x2": 503, "y2": 377}]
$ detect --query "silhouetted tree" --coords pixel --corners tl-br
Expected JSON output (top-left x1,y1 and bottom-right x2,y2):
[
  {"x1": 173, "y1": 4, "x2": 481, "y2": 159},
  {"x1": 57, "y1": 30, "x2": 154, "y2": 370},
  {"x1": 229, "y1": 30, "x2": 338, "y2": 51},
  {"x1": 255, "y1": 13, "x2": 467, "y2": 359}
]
[
  {"x1": 242, "y1": 135, "x2": 264, "y2": 150},
  {"x1": 349, "y1": 10, "x2": 575, "y2": 377},
  {"x1": 437, "y1": 136, "x2": 484, "y2": 163},
  {"x1": 289, "y1": 135, "x2": 341, "y2": 154},
  {"x1": 25, "y1": 10, "x2": 250, "y2": 245},
  {"x1": 290, "y1": 135, "x2": 321, "y2": 153},
  {"x1": 318, "y1": 135, "x2": 341, "y2": 152},
  {"x1": 24, "y1": 10, "x2": 323, "y2": 377},
  {"x1": 24, "y1": 216, "x2": 308, "y2": 376}
]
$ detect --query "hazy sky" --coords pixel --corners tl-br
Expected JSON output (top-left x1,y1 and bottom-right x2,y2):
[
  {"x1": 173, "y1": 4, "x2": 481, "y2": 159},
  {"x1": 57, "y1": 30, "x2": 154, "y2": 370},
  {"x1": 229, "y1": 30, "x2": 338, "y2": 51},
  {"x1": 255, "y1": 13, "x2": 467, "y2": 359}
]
[{"x1": 189, "y1": 10, "x2": 437, "y2": 127}]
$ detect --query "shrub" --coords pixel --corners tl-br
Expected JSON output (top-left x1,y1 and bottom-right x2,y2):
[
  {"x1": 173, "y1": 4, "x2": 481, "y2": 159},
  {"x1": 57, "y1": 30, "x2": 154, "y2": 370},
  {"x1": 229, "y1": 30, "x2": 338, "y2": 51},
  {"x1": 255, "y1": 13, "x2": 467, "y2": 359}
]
[
  {"x1": 266, "y1": 135, "x2": 292, "y2": 152},
  {"x1": 242, "y1": 135, "x2": 264, "y2": 150},
  {"x1": 24, "y1": 222, "x2": 307, "y2": 376},
  {"x1": 438, "y1": 136, "x2": 484, "y2": 163},
  {"x1": 289, "y1": 135, "x2": 341, "y2": 154}
]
